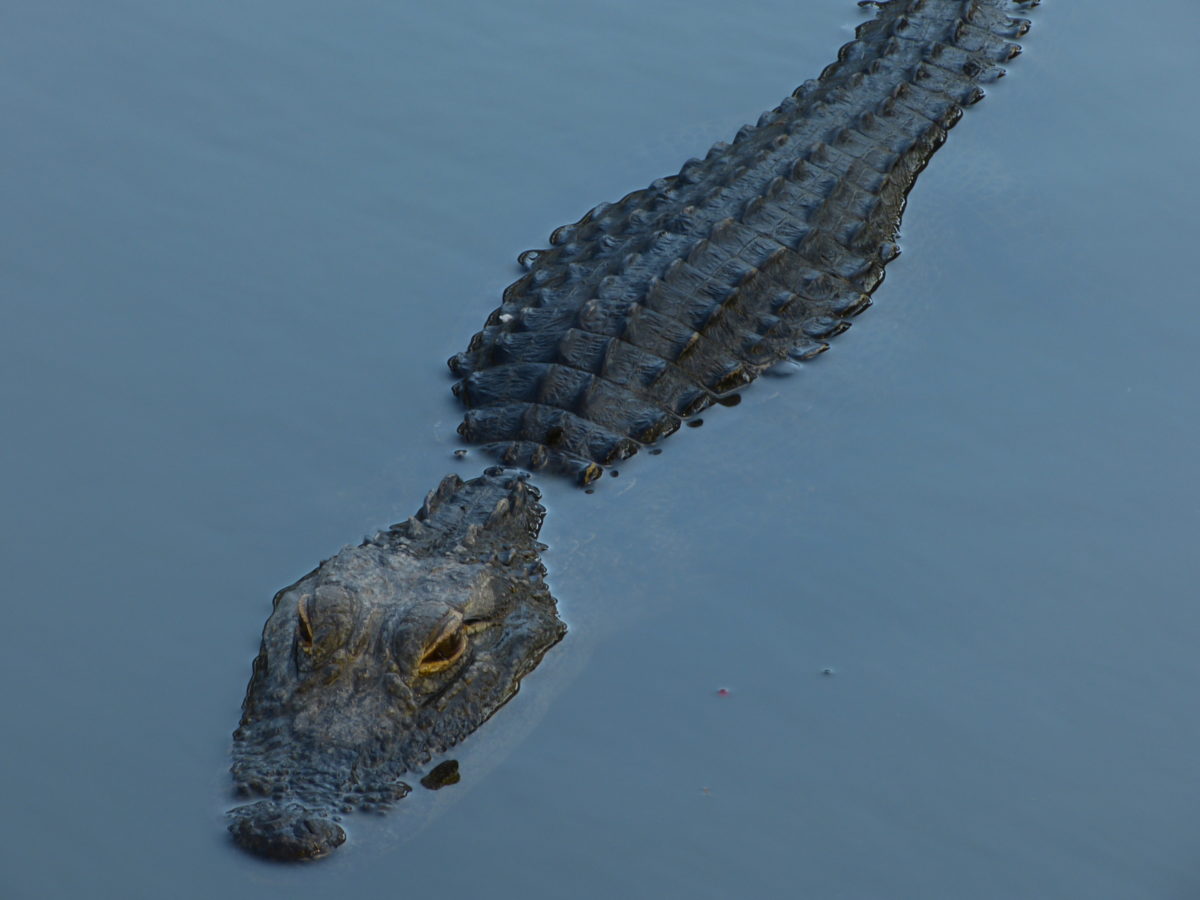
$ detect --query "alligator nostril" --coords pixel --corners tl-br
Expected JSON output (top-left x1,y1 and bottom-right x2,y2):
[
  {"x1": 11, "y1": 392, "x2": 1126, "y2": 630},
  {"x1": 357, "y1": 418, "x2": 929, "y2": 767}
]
[{"x1": 228, "y1": 801, "x2": 346, "y2": 861}]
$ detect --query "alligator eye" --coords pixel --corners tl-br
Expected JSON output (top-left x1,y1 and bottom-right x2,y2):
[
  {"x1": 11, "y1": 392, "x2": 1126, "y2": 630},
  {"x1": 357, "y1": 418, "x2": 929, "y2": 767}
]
[
  {"x1": 417, "y1": 626, "x2": 467, "y2": 675},
  {"x1": 297, "y1": 597, "x2": 314, "y2": 647}
]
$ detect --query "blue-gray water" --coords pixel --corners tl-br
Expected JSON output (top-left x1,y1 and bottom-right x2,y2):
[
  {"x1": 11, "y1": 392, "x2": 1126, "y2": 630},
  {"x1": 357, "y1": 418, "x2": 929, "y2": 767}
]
[{"x1": 3, "y1": 1, "x2": 1198, "y2": 897}]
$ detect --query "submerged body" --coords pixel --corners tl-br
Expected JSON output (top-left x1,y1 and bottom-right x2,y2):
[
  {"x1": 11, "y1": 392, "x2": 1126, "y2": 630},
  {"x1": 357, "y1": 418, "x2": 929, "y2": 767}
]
[
  {"x1": 231, "y1": 0, "x2": 1036, "y2": 860},
  {"x1": 451, "y1": 0, "x2": 1030, "y2": 481}
]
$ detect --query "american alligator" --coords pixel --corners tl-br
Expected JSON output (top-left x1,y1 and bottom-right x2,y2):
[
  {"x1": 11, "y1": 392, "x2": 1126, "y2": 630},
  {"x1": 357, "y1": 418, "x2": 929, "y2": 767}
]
[{"x1": 229, "y1": 0, "x2": 1037, "y2": 860}]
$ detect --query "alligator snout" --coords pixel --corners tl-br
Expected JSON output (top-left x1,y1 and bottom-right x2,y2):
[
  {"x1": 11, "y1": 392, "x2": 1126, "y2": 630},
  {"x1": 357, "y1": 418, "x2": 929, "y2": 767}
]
[{"x1": 227, "y1": 800, "x2": 346, "y2": 861}]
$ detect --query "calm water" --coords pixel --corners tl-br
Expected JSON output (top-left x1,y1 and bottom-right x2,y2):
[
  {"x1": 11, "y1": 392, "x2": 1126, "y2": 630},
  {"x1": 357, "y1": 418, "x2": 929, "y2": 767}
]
[{"x1": 3, "y1": 1, "x2": 1198, "y2": 897}]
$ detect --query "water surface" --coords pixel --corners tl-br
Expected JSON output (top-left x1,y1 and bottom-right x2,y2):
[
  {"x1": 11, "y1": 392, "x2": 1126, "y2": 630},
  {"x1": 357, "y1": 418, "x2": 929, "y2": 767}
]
[{"x1": 2, "y1": 1, "x2": 1198, "y2": 897}]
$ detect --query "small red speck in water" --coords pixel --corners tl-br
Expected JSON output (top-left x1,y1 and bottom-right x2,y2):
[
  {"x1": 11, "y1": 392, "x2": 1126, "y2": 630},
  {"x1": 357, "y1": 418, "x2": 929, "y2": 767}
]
[{"x1": 716, "y1": 688, "x2": 730, "y2": 697}]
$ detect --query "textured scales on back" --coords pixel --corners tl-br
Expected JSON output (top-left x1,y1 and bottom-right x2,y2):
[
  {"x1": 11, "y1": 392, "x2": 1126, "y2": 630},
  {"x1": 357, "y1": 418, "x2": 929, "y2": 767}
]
[{"x1": 450, "y1": 0, "x2": 1034, "y2": 483}]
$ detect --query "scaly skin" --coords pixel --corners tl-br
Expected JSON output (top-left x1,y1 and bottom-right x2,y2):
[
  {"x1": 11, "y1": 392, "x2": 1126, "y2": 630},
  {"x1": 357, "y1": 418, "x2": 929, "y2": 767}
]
[
  {"x1": 450, "y1": 0, "x2": 1035, "y2": 483},
  {"x1": 229, "y1": 0, "x2": 1037, "y2": 861}
]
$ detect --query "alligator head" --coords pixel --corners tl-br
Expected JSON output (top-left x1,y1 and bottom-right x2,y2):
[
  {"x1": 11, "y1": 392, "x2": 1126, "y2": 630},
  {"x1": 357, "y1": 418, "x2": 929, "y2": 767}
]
[{"x1": 228, "y1": 469, "x2": 565, "y2": 860}]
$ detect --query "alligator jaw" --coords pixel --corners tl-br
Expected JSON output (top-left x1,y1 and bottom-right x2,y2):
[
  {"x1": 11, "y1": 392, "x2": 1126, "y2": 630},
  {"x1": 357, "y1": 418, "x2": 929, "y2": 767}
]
[{"x1": 227, "y1": 800, "x2": 346, "y2": 861}]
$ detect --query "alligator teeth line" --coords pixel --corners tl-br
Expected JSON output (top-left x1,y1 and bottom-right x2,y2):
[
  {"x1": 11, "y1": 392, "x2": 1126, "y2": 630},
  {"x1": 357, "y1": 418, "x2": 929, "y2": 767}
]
[{"x1": 450, "y1": 0, "x2": 1036, "y2": 484}]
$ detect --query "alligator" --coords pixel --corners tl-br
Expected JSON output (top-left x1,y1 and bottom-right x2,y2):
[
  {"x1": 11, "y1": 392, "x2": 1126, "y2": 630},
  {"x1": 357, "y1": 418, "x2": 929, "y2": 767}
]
[{"x1": 229, "y1": 0, "x2": 1037, "y2": 860}]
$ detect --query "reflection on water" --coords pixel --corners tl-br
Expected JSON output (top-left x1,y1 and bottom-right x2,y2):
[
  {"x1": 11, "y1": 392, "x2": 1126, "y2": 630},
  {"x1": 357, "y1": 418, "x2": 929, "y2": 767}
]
[{"x1": 2, "y1": 1, "x2": 1199, "y2": 897}]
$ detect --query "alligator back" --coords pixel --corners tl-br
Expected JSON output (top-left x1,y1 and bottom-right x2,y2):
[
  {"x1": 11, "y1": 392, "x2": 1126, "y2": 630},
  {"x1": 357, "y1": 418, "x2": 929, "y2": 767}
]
[{"x1": 450, "y1": 0, "x2": 1032, "y2": 483}]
